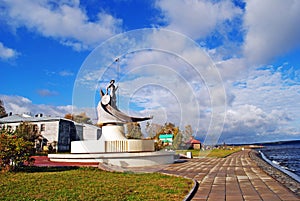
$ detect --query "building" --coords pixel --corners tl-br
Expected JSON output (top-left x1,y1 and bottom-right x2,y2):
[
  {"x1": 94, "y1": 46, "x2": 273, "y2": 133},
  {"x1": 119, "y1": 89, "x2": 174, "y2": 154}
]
[
  {"x1": 186, "y1": 137, "x2": 202, "y2": 150},
  {"x1": 77, "y1": 123, "x2": 102, "y2": 141},
  {"x1": 0, "y1": 113, "x2": 101, "y2": 152}
]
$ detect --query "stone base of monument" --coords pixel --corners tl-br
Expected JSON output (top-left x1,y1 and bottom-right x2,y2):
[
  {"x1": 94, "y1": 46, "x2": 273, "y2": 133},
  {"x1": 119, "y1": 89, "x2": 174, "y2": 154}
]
[
  {"x1": 70, "y1": 139, "x2": 155, "y2": 153},
  {"x1": 69, "y1": 124, "x2": 156, "y2": 154},
  {"x1": 48, "y1": 124, "x2": 175, "y2": 167},
  {"x1": 48, "y1": 151, "x2": 175, "y2": 167}
]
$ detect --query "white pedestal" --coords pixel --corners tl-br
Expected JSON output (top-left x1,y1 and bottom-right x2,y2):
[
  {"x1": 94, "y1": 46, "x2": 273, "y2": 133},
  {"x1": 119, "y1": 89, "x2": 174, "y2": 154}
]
[
  {"x1": 71, "y1": 124, "x2": 154, "y2": 153},
  {"x1": 49, "y1": 151, "x2": 175, "y2": 167}
]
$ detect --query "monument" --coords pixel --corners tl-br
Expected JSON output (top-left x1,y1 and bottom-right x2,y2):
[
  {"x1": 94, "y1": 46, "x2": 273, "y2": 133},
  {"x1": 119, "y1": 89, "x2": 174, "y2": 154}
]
[{"x1": 48, "y1": 80, "x2": 175, "y2": 167}]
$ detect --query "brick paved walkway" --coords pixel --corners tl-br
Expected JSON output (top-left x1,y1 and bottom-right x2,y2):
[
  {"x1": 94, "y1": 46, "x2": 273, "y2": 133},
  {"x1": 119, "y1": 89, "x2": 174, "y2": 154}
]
[
  {"x1": 160, "y1": 150, "x2": 300, "y2": 201},
  {"x1": 32, "y1": 156, "x2": 98, "y2": 167}
]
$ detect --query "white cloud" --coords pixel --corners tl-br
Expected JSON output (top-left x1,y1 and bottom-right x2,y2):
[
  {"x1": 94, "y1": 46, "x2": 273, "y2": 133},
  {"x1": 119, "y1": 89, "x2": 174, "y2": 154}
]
[
  {"x1": 220, "y1": 104, "x2": 295, "y2": 143},
  {"x1": 218, "y1": 64, "x2": 300, "y2": 143},
  {"x1": 0, "y1": 94, "x2": 98, "y2": 121},
  {"x1": 37, "y1": 89, "x2": 59, "y2": 97},
  {"x1": 0, "y1": 42, "x2": 18, "y2": 60},
  {"x1": 155, "y1": 0, "x2": 300, "y2": 69},
  {"x1": 0, "y1": 95, "x2": 71, "y2": 117},
  {"x1": 155, "y1": 0, "x2": 242, "y2": 39},
  {"x1": 215, "y1": 58, "x2": 248, "y2": 81},
  {"x1": 59, "y1": 70, "x2": 74, "y2": 77},
  {"x1": 232, "y1": 66, "x2": 300, "y2": 114},
  {"x1": 1, "y1": 0, "x2": 122, "y2": 50},
  {"x1": 243, "y1": 0, "x2": 300, "y2": 65}
]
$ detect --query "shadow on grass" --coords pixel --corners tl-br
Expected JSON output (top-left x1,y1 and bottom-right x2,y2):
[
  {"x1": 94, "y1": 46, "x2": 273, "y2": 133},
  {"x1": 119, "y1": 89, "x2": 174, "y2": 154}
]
[{"x1": 16, "y1": 166, "x2": 80, "y2": 173}]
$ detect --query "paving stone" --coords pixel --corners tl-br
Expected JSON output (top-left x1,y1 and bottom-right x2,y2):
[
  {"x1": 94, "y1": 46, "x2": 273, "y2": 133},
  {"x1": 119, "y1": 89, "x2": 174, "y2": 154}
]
[{"x1": 159, "y1": 149, "x2": 300, "y2": 201}]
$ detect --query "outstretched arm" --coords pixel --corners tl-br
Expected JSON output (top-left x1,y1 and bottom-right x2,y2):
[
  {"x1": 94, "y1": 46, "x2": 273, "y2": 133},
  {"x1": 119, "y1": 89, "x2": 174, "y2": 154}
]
[{"x1": 106, "y1": 83, "x2": 113, "y2": 95}]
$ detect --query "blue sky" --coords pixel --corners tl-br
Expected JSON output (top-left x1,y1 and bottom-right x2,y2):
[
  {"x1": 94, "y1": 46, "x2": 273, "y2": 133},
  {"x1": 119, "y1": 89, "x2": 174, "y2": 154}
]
[{"x1": 1, "y1": 0, "x2": 300, "y2": 144}]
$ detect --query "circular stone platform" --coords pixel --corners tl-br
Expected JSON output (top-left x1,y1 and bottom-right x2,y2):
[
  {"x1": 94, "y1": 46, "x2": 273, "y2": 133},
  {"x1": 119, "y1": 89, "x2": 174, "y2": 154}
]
[{"x1": 48, "y1": 151, "x2": 175, "y2": 167}]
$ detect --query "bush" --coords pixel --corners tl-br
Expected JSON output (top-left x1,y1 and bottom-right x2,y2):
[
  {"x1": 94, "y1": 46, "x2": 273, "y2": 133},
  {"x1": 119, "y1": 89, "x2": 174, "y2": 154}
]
[{"x1": 0, "y1": 126, "x2": 34, "y2": 172}]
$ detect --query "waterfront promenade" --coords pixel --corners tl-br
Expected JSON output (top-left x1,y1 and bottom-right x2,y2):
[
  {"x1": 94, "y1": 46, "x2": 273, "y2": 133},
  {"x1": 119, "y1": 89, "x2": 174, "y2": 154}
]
[
  {"x1": 160, "y1": 149, "x2": 300, "y2": 201},
  {"x1": 34, "y1": 150, "x2": 300, "y2": 200}
]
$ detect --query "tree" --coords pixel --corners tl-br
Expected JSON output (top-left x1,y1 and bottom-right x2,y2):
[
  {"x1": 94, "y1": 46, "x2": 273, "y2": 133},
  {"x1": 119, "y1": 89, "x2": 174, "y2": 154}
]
[
  {"x1": 0, "y1": 100, "x2": 7, "y2": 118},
  {"x1": 145, "y1": 122, "x2": 162, "y2": 139},
  {"x1": 156, "y1": 122, "x2": 179, "y2": 139},
  {"x1": 64, "y1": 113, "x2": 73, "y2": 120},
  {"x1": 64, "y1": 112, "x2": 93, "y2": 124},
  {"x1": 183, "y1": 125, "x2": 193, "y2": 142},
  {"x1": 0, "y1": 125, "x2": 35, "y2": 172},
  {"x1": 15, "y1": 122, "x2": 39, "y2": 142},
  {"x1": 172, "y1": 130, "x2": 183, "y2": 150},
  {"x1": 126, "y1": 122, "x2": 143, "y2": 139}
]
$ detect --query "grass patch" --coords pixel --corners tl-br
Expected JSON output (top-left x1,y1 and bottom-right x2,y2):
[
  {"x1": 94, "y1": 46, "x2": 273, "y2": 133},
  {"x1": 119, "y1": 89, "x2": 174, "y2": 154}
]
[
  {"x1": 0, "y1": 167, "x2": 192, "y2": 201},
  {"x1": 177, "y1": 146, "x2": 242, "y2": 158}
]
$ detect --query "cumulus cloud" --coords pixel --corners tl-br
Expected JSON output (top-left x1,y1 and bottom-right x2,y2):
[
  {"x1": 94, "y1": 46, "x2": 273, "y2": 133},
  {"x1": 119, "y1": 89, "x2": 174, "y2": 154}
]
[
  {"x1": 218, "y1": 64, "x2": 300, "y2": 143},
  {"x1": 37, "y1": 89, "x2": 59, "y2": 97},
  {"x1": 155, "y1": 0, "x2": 242, "y2": 39},
  {"x1": 215, "y1": 58, "x2": 248, "y2": 81},
  {"x1": 0, "y1": 94, "x2": 97, "y2": 121},
  {"x1": 0, "y1": 95, "x2": 72, "y2": 117},
  {"x1": 0, "y1": 42, "x2": 18, "y2": 60},
  {"x1": 1, "y1": 0, "x2": 122, "y2": 50},
  {"x1": 232, "y1": 65, "x2": 300, "y2": 114},
  {"x1": 221, "y1": 104, "x2": 294, "y2": 143},
  {"x1": 243, "y1": 0, "x2": 300, "y2": 65}
]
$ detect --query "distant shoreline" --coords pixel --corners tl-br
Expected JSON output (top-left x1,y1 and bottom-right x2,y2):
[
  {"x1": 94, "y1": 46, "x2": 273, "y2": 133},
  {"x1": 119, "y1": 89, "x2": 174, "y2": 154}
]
[
  {"x1": 249, "y1": 149, "x2": 300, "y2": 196},
  {"x1": 225, "y1": 139, "x2": 300, "y2": 146}
]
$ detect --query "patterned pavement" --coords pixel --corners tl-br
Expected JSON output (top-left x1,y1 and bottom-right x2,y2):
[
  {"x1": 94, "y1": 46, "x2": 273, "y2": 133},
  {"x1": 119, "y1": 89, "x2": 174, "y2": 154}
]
[{"x1": 159, "y1": 150, "x2": 300, "y2": 201}]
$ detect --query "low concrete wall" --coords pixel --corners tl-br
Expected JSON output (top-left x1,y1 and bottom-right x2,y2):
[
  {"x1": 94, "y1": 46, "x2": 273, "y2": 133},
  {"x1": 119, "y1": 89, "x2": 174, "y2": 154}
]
[
  {"x1": 71, "y1": 140, "x2": 105, "y2": 153},
  {"x1": 49, "y1": 151, "x2": 175, "y2": 167},
  {"x1": 128, "y1": 139, "x2": 154, "y2": 152}
]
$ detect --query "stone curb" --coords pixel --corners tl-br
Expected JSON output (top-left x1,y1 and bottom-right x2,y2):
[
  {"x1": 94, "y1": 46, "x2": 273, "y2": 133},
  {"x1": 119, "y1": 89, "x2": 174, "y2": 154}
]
[
  {"x1": 183, "y1": 178, "x2": 199, "y2": 201},
  {"x1": 249, "y1": 149, "x2": 300, "y2": 197},
  {"x1": 156, "y1": 171, "x2": 199, "y2": 201}
]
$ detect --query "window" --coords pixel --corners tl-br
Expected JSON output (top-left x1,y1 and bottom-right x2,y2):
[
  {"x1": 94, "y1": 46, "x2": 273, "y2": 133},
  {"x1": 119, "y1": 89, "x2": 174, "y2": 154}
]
[
  {"x1": 7, "y1": 125, "x2": 12, "y2": 132},
  {"x1": 33, "y1": 124, "x2": 39, "y2": 132},
  {"x1": 41, "y1": 124, "x2": 45, "y2": 132}
]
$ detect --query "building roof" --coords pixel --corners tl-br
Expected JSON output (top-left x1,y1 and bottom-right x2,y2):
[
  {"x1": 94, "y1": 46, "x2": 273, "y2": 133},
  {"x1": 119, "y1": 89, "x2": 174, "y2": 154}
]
[
  {"x1": 0, "y1": 114, "x2": 98, "y2": 130},
  {"x1": 186, "y1": 138, "x2": 201, "y2": 144},
  {"x1": 0, "y1": 114, "x2": 69, "y2": 124}
]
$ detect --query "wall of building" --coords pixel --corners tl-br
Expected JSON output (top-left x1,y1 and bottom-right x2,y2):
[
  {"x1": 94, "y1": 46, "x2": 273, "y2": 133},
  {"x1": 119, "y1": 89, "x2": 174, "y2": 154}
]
[
  {"x1": 0, "y1": 120, "x2": 60, "y2": 151},
  {"x1": 0, "y1": 122, "x2": 20, "y2": 131},
  {"x1": 75, "y1": 124, "x2": 84, "y2": 140},
  {"x1": 39, "y1": 121, "x2": 59, "y2": 143},
  {"x1": 82, "y1": 124, "x2": 102, "y2": 140},
  {"x1": 0, "y1": 115, "x2": 102, "y2": 152}
]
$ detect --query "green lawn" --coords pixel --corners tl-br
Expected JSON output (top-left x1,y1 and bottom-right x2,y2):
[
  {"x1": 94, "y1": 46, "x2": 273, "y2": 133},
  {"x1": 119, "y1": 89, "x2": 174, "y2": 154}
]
[
  {"x1": 0, "y1": 167, "x2": 193, "y2": 201},
  {"x1": 177, "y1": 146, "x2": 242, "y2": 158}
]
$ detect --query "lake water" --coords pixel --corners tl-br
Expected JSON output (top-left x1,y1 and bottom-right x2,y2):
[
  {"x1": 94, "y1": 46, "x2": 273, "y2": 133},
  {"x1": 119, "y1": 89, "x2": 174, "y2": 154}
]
[{"x1": 259, "y1": 140, "x2": 300, "y2": 182}]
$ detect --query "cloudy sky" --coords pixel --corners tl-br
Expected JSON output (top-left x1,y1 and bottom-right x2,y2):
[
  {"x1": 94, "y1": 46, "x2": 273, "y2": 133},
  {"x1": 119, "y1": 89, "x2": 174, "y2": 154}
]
[{"x1": 1, "y1": 0, "x2": 300, "y2": 144}]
